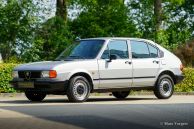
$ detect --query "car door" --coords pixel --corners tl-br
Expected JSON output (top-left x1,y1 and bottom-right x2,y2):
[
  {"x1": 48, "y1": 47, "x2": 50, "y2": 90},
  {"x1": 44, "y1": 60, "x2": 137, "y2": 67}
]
[
  {"x1": 130, "y1": 40, "x2": 160, "y2": 87},
  {"x1": 97, "y1": 40, "x2": 132, "y2": 89}
]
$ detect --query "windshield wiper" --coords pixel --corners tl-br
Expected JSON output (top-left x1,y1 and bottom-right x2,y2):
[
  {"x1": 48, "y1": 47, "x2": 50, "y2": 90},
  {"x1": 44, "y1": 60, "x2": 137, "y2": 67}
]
[
  {"x1": 55, "y1": 55, "x2": 86, "y2": 61},
  {"x1": 67, "y1": 55, "x2": 86, "y2": 59}
]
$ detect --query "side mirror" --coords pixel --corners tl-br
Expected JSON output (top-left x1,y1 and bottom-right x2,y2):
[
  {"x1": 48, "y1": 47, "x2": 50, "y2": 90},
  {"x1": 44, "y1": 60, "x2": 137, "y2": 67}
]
[{"x1": 108, "y1": 54, "x2": 117, "y2": 62}]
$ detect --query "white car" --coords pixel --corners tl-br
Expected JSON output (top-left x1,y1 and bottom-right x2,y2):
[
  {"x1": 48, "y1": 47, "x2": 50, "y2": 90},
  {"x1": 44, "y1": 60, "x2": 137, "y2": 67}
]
[{"x1": 10, "y1": 37, "x2": 184, "y2": 102}]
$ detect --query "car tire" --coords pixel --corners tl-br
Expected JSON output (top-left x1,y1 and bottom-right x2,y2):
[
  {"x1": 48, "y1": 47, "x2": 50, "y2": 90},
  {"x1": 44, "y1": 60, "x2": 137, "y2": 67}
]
[
  {"x1": 67, "y1": 76, "x2": 91, "y2": 102},
  {"x1": 25, "y1": 91, "x2": 46, "y2": 102},
  {"x1": 154, "y1": 74, "x2": 174, "y2": 99},
  {"x1": 112, "y1": 91, "x2": 130, "y2": 99}
]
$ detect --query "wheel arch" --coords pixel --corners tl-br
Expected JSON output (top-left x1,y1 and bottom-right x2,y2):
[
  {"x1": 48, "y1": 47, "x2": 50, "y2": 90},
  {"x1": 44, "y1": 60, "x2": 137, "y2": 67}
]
[
  {"x1": 68, "y1": 71, "x2": 94, "y2": 91},
  {"x1": 156, "y1": 70, "x2": 176, "y2": 85}
]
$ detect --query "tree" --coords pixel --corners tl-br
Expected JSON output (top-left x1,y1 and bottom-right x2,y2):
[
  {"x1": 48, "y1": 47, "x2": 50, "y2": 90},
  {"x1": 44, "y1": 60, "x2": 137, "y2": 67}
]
[
  {"x1": 21, "y1": 17, "x2": 74, "y2": 62},
  {"x1": 70, "y1": 0, "x2": 139, "y2": 38},
  {"x1": 127, "y1": 0, "x2": 192, "y2": 49},
  {"x1": 153, "y1": 0, "x2": 185, "y2": 41},
  {"x1": 56, "y1": 0, "x2": 70, "y2": 22},
  {"x1": 127, "y1": 0, "x2": 155, "y2": 39},
  {"x1": 20, "y1": 0, "x2": 74, "y2": 62},
  {"x1": 154, "y1": 0, "x2": 162, "y2": 32},
  {"x1": 0, "y1": 0, "x2": 39, "y2": 61},
  {"x1": 56, "y1": 0, "x2": 68, "y2": 22}
]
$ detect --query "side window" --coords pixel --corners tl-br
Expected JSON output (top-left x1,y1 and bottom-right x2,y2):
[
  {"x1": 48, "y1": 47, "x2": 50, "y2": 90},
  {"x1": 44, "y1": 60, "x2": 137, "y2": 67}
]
[
  {"x1": 101, "y1": 40, "x2": 128, "y2": 59},
  {"x1": 130, "y1": 41, "x2": 150, "y2": 58},
  {"x1": 148, "y1": 44, "x2": 158, "y2": 58},
  {"x1": 101, "y1": 47, "x2": 109, "y2": 59}
]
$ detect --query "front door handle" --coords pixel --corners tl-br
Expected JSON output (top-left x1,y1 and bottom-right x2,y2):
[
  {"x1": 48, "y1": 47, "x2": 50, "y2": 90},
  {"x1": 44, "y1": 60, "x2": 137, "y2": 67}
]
[
  {"x1": 125, "y1": 61, "x2": 132, "y2": 64},
  {"x1": 153, "y1": 60, "x2": 159, "y2": 64}
]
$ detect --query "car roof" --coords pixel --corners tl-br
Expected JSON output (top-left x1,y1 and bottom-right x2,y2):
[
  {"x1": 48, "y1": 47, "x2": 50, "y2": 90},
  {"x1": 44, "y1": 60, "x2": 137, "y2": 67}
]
[{"x1": 81, "y1": 37, "x2": 155, "y2": 43}]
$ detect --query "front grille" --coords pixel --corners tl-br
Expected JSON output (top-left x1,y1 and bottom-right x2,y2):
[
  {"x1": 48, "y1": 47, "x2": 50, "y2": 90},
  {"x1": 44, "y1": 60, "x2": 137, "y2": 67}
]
[{"x1": 18, "y1": 71, "x2": 41, "y2": 79}]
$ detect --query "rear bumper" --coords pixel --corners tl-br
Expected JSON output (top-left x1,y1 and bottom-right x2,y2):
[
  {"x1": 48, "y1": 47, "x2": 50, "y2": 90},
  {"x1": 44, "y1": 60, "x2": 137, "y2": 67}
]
[
  {"x1": 175, "y1": 75, "x2": 184, "y2": 84},
  {"x1": 9, "y1": 80, "x2": 69, "y2": 93}
]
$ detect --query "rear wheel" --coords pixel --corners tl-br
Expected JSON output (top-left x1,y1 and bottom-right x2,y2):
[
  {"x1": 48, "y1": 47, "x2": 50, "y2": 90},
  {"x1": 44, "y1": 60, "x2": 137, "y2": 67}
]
[
  {"x1": 25, "y1": 91, "x2": 46, "y2": 102},
  {"x1": 154, "y1": 74, "x2": 174, "y2": 99},
  {"x1": 67, "y1": 76, "x2": 91, "y2": 102},
  {"x1": 112, "y1": 91, "x2": 130, "y2": 99}
]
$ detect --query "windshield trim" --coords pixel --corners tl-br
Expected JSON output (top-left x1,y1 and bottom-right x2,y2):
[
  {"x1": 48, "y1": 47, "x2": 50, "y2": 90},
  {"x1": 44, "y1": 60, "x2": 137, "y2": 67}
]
[{"x1": 95, "y1": 39, "x2": 110, "y2": 59}]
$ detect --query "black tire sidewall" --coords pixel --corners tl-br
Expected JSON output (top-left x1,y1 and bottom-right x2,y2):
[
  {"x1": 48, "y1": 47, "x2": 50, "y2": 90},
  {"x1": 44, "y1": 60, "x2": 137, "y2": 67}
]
[
  {"x1": 154, "y1": 74, "x2": 174, "y2": 99},
  {"x1": 25, "y1": 91, "x2": 46, "y2": 102},
  {"x1": 67, "y1": 76, "x2": 91, "y2": 102},
  {"x1": 112, "y1": 91, "x2": 130, "y2": 99}
]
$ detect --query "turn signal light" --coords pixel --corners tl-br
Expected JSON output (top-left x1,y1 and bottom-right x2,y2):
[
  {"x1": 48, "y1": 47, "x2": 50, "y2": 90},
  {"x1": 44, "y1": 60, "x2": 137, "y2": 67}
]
[
  {"x1": 49, "y1": 70, "x2": 57, "y2": 78},
  {"x1": 180, "y1": 64, "x2": 184, "y2": 72}
]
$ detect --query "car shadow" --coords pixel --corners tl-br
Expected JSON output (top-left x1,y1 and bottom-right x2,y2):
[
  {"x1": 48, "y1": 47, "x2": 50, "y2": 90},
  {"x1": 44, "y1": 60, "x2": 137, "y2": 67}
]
[
  {"x1": 88, "y1": 97, "x2": 157, "y2": 102},
  {"x1": 0, "y1": 114, "x2": 162, "y2": 129},
  {"x1": 0, "y1": 97, "x2": 157, "y2": 104},
  {"x1": 0, "y1": 97, "x2": 194, "y2": 129}
]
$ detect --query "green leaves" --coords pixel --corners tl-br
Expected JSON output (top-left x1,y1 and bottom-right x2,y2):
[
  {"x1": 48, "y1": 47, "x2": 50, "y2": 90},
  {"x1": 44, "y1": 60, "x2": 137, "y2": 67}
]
[
  {"x1": 70, "y1": 0, "x2": 138, "y2": 38},
  {"x1": 0, "y1": 63, "x2": 17, "y2": 93},
  {"x1": 166, "y1": 0, "x2": 185, "y2": 5},
  {"x1": 0, "y1": 0, "x2": 193, "y2": 65},
  {"x1": 175, "y1": 68, "x2": 194, "y2": 92},
  {"x1": 0, "y1": 0, "x2": 39, "y2": 60},
  {"x1": 22, "y1": 17, "x2": 74, "y2": 62},
  {"x1": 127, "y1": 0, "x2": 193, "y2": 50}
]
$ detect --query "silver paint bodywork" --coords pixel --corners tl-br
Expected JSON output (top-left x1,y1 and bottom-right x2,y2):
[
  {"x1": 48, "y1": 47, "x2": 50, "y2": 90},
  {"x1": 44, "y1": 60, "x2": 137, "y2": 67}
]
[{"x1": 13, "y1": 37, "x2": 183, "y2": 90}]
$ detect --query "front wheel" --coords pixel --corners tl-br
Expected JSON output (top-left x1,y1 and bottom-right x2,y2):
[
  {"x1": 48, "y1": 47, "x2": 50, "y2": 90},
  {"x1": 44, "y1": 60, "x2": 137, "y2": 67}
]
[
  {"x1": 67, "y1": 76, "x2": 91, "y2": 102},
  {"x1": 154, "y1": 74, "x2": 174, "y2": 99},
  {"x1": 25, "y1": 91, "x2": 46, "y2": 102},
  {"x1": 112, "y1": 91, "x2": 130, "y2": 99}
]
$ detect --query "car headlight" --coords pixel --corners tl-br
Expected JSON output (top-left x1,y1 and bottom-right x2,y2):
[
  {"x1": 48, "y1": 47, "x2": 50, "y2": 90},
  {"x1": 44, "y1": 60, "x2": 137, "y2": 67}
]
[
  {"x1": 41, "y1": 71, "x2": 50, "y2": 78},
  {"x1": 41, "y1": 70, "x2": 57, "y2": 78},
  {"x1": 12, "y1": 71, "x2": 18, "y2": 78}
]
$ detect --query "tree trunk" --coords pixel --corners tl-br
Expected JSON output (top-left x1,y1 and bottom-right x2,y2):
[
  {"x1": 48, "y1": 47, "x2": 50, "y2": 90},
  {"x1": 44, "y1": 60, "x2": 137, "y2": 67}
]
[
  {"x1": 56, "y1": 0, "x2": 67, "y2": 22},
  {"x1": 154, "y1": 0, "x2": 162, "y2": 40}
]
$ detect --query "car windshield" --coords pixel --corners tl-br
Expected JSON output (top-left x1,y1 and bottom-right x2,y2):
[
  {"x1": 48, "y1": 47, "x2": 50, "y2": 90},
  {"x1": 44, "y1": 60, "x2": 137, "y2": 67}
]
[{"x1": 56, "y1": 40, "x2": 105, "y2": 60}]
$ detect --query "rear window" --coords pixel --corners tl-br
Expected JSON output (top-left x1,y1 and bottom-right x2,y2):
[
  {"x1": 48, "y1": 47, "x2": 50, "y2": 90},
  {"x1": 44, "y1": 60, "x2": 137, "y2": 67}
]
[
  {"x1": 148, "y1": 44, "x2": 158, "y2": 58},
  {"x1": 130, "y1": 40, "x2": 159, "y2": 58},
  {"x1": 130, "y1": 41, "x2": 150, "y2": 58}
]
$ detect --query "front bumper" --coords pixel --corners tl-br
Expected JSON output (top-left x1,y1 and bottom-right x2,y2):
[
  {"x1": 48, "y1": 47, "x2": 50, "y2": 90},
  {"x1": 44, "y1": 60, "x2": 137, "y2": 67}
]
[
  {"x1": 9, "y1": 80, "x2": 69, "y2": 93},
  {"x1": 175, "y1": 75, "x2": 184, "y2": 84}
]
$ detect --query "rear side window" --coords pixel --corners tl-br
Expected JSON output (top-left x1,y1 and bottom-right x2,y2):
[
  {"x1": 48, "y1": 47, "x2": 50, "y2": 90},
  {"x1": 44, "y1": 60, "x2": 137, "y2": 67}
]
[
  {"x1": 147, "y1": 44, "x2": 158, "y2": 58},
  {"x1": 130, "y1": 41, "x2": 150, "y2": 58}
]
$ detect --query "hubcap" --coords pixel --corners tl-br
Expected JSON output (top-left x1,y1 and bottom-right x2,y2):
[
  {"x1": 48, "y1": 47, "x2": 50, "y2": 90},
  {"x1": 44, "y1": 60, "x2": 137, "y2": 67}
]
[
  {"x1": 73, "y1": 80, "x2": 88, "y2": 100},
  {"x1": 159, "y1": 78, "x2": 172, "y2": 97}
]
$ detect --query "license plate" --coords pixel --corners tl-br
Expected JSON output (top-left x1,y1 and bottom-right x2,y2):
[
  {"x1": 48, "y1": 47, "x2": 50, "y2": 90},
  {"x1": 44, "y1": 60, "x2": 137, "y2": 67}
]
[{"x1": 18, "y1": 82, "x2": 34, "y2": 88}]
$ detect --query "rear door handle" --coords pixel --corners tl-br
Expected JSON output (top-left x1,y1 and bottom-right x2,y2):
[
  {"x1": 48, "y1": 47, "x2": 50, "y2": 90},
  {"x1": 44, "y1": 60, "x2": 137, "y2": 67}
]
[{"x1": 125, "y1": 61, "x2": 132, "y2": 64}]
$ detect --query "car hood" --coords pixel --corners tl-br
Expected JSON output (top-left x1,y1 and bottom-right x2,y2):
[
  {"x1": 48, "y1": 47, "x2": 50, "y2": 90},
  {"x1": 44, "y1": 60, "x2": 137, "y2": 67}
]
[{"x1": 14, "y1": 61, "x2": 70, "y2": 71}]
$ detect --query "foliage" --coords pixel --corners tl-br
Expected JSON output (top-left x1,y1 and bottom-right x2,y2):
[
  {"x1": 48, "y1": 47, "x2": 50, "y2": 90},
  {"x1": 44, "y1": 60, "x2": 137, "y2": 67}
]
[
  {"x1": 0, "y1": 0, "x2": 40, "y2": 60},
  {"x1": 4, "y1": 56, "x2": 23, "y2": 64},
  {"x1": 163, "y1": 0, "x2": 194, "y2": 49},
  {"x1": 127, "y1": 0, "x2": 155, "y2": 39},
  {"x1": 174, "y1": 39, "x2": 194, "y2": 67},
  {"x1": 0, "y1": 0, "x2": 193, "y2": 67},
  {"x1": 0, "y1": 0, "x2": 194, "y2": 93},
  {"x1": 127, "y1": 0, "x2": 194, "y2": 50},
  {"x1": 21, "y1": 17, "x2": 74, "y2": 62},
  {"x1": 0, "y1": 62, "x2": 193, "y2": 93},
  {"x1": 0, "y1": 63, "x2": 17, "y2": 93},
  {"x1": 175, "y1": 68, "x2": 194, "y2": 92},
  {"x1": 70, "y1": 0, "x2": 139, "y2": 38}
]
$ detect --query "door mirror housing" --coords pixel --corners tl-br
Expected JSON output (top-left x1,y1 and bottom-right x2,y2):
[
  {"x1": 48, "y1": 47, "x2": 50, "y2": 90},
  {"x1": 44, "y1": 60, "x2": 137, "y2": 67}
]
[{"x1": 107, "y1": 54, "x2": 117, "y2": 62}]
